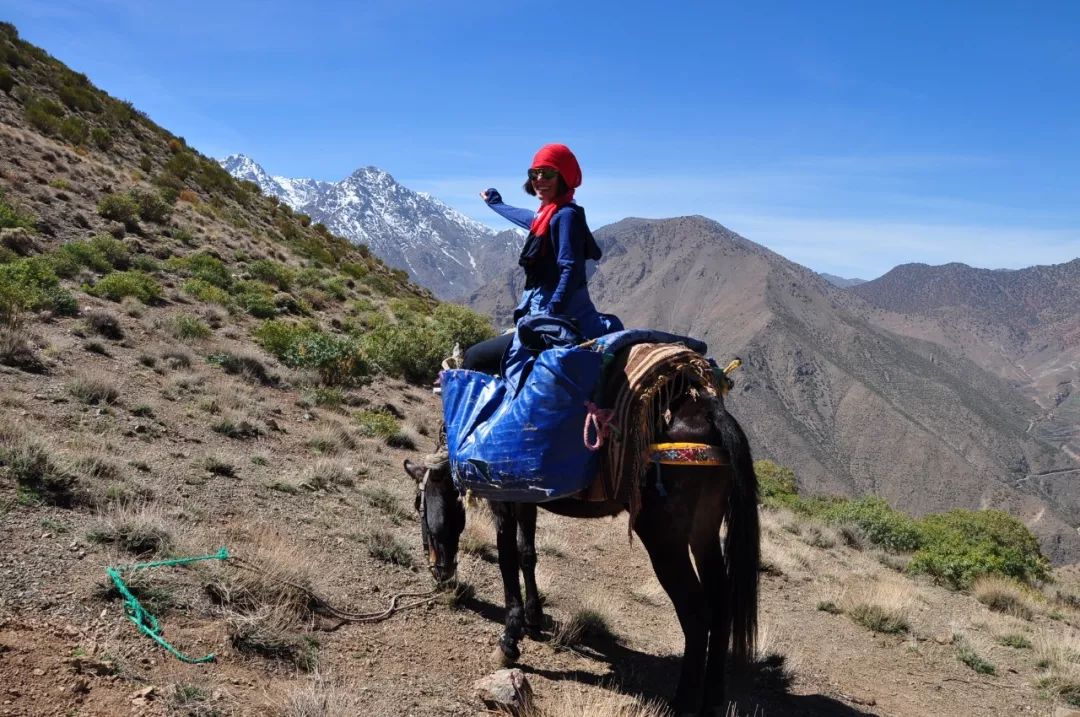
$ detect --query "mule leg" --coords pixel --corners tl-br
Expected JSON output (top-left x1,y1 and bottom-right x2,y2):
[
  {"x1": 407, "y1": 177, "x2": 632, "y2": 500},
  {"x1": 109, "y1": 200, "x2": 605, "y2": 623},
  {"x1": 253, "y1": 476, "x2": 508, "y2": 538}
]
[
  {"x1": 691, "y1": 527, "x2": 729, "y2": 714},
  {"x1": 515, "y1": 504, "x2": 545, "y2": 635},
  {"x1": 491, "y1": 501, "x2": 525, "y2": 662},
  {"x1": 636, "y1": 497, "x2": 709, "y2": 716}
]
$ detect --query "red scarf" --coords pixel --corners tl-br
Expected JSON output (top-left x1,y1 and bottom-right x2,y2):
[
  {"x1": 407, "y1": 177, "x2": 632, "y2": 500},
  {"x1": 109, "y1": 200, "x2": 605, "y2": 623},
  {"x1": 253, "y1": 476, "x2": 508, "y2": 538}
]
[
  {"x1": 530, "y1": 190, "x2": 575, "y2": 238},
  {"x1": 528, "y1": 143, "x2": 583, "y2": 238}
]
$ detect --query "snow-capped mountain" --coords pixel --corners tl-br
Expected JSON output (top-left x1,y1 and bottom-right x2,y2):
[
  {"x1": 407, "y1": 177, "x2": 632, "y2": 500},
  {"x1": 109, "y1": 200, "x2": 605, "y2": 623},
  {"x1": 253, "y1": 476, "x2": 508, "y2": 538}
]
[{"x1": 220, "y1": 154, "x2": 520, "y2": 299}]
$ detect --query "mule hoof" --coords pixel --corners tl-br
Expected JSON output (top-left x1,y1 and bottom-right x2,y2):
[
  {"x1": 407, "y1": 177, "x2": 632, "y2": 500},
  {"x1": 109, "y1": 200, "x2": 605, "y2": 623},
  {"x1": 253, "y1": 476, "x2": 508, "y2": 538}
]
[{"x1": 492, "y1": 645, "x2": 517, "y2": 667}]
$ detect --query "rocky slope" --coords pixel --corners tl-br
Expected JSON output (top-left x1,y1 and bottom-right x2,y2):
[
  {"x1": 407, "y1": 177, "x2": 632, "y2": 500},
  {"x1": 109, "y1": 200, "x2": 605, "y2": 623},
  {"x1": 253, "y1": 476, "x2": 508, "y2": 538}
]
[
  {"x1": 849, "y1": 261, "x2": 1080, "y2": 464},
  {"x1": 220, "y1": 154, "x2": 519, "y2": 300}
]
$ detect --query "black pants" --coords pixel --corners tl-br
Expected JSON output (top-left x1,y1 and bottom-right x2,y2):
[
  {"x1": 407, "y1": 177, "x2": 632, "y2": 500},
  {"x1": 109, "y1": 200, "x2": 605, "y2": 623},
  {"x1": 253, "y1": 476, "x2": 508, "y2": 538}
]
[{"x1": 462, "y1": 333, "x2": 514, "y2": 375}]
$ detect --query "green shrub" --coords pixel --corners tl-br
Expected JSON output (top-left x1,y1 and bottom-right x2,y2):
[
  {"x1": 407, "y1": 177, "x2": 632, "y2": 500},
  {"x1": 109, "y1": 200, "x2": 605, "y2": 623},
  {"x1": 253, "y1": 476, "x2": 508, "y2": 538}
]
[
  {"x1": 59, "y1": 116, "x2": 88, "y2": 145},
  {"x1": 97, "y1": 193, "x2": 140, "y2": 227},
  {"x1": 87, "y1": 270, "x2": 161, "y2": 303},
  {"x1": 432, "y1": 303, "x2": 496, "y2": 349},
  {"x1": 249, "y1": 259, "x2": 293, "y2": 290},
  {"x1": 0, "y1": 257, "x2": 74, "y2": 319},
  {"x1": 53, "y1": 235, "x2": 131, "y2": 278},
  {"x1": 169, "y1": 314, "x2": 212, "y2": 340},
  {"x1": 133, "y1": 190, "x2": 171, "y2": 223},
  {"x1": 252, "y1": 319, "x2": 367, "y2": 385},
  {"x1": 253, "y1": 319, "x2": 314, "y2": 358},
  {"x1": 166, "y1": 252, "x2": 231, "y2": 288},
  {"x1": 0, "y1": 190, "x2": 34, "y2": 230},
  {"x1": 820, "y1": 497, "x2": 922, "y2": 553},
  {"x1": 181, "y1": 278, "x2": 230, "y2": 305},
  {"x1": 24, "y1": 97, "x2": 64, "y2": 135},
  {"x1": 756, "y1": 459, "x2": 800, "y2": 509},
  {"x1": 956, "y1": 642, "x2": 995, "y2": 675},
  {"x1": 91, "y1": 126, "x2": 113, "y2": 150},
  {"x1": 57, "y1": 82, "x2": 99, "y2": 113},
  {"x1": 235, "y1": 283, "x2": 277, "y2": 318},
  {"x1": 164, "y1": 151, "x2": 197, "y2": 180},
  {"x1": 359, "y1": 304, "x2": 494, "y2": 383},
  {"x1": 998, "y1": 634, "x2": 1032, "y2": 649},
  {"x1": 0, "y1": 66, "x2": 13, "y2": 94},
  {"x1": 355, "y1": 409, "x2": 400, "y2": 439},
  {"x1": 909, "y1": 510, "x2": 1050, "y2": 589}
]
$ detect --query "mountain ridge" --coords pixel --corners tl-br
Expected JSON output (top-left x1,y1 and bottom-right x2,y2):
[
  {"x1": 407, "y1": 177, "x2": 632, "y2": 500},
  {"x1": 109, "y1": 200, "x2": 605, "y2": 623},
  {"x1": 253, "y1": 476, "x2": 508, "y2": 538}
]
[{"x1": 220, "y1": 153, "x2": 520, "y2": 299}]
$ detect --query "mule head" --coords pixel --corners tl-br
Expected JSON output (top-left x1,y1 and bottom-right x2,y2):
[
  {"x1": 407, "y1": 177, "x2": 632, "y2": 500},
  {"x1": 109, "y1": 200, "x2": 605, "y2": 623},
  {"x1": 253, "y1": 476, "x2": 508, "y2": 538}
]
[{"x1": 403, "y1": 456, "x2": 465, "y2": 585}]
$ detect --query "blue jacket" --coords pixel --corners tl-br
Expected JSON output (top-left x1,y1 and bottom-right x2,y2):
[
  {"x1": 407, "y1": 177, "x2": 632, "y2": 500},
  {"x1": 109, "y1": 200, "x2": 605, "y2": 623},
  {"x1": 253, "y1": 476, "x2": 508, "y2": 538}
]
[{"x1": 484, "y1": 189, "x2": 622, "y2": 390}]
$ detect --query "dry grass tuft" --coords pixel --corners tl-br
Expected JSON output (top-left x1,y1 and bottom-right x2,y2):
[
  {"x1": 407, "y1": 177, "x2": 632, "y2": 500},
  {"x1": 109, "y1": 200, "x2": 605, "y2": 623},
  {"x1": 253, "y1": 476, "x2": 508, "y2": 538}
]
[
  {"x1": 841, "y1": 578, "x2": 914, "y2": 634},
  {"x1": 972, "y1": 575, "x2": 1036, "y2": 620},
  {"x1": 300, "y1": 459, "x2": 356, "y2": 490},
  {"x1": 87, "y1": 503, "x2": 174, "y2": 555},
  {"x1": 366, "y1": 529, "x2": 413, "y2": 567},
  {"x1": 305, "y1": 423, "x2": 358, "y2": 455},
  {"x1": 521, "y1": 687, "x2": 669, "y2": 717},
  {"x1": 0, "y1": 427, "x2": 85, "y2": 506},
  {"x1": 226, "y1": 603, "x2": 318, "y2": 671},
  {"x1": 273, "y1": 675, "x2": 364, "y2": 716},
  {"x1": 460, "y1": 503, "x2": 497, "y2": 557},
  {"x1": 69, "y1": 368, "x2": 120, "y2": 405},
  {"x1": 205, "y1": 529, "x2": 317, "y2": 619},
  {"x1": 0, "y1": 320, "x2": 45, "y2": 372},
  {"x1": 553, "y1": 591, "x2": 619, "y2": 648}
]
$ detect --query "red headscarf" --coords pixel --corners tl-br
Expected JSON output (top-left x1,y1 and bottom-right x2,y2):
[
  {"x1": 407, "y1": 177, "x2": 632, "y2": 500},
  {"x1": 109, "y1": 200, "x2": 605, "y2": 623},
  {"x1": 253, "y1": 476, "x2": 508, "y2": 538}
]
[{"x1": 529, "y1": 143, "x2": 582, "y2": 238}]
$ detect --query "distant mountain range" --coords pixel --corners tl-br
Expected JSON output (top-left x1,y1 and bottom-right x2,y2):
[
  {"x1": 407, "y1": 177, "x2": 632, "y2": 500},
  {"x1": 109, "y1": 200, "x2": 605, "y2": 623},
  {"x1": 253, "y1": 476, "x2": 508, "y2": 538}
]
[
  {"x1": 220, "y1": 154, "x2": 519, "y2": 299},
  {"x1": 820, "y1": 272, "x2": 867, "y2": 288},
  {"x1": 468, "y1": 216, "x2": 1080, "y2": 561}
]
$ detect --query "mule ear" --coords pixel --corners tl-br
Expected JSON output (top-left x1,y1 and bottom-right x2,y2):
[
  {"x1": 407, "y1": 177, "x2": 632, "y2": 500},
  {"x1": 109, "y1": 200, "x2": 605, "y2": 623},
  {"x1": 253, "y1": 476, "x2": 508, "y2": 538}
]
[{"x1": 403, "y1": 458, "x2": 425, "y2": 483}]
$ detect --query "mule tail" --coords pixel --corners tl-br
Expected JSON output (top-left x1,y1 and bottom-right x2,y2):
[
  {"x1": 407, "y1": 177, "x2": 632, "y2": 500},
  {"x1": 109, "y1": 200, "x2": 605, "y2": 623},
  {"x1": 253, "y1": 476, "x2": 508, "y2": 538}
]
[{"x1": 712, "y1": 396, "x2": 759, "y2": 666}]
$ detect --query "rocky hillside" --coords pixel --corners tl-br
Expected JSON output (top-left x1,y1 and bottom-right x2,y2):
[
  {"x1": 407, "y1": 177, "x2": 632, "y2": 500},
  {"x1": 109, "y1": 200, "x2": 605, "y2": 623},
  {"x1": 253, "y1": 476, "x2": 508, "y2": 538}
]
[
  {"x1": 220, "y1": 154, "x2": 520, "y2": 300},
  {"x1": 468, "y1": 216, "x2": 1080, "y2": 562},
  {"x1": 849, "y1": 261, "x2": 1080, "y2": 464}
]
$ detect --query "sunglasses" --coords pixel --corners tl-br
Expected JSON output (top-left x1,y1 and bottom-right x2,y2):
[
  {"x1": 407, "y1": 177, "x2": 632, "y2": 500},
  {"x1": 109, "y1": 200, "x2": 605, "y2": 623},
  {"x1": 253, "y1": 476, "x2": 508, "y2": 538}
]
[{"x1": 527, "y1": 167, "x2": 559, "y2": 181}]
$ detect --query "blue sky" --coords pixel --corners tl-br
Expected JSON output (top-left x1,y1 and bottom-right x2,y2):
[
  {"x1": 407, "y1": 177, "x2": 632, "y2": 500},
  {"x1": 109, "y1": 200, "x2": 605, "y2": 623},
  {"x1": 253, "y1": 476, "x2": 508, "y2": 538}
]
[{"x1": 3, "y1": 1, "x2": 1078, "y2": 279}]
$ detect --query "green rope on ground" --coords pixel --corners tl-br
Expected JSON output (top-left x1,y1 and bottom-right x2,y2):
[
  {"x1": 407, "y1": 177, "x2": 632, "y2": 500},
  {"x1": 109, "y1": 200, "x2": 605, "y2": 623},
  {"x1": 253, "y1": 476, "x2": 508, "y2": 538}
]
[{"x1": 106, "y1": 547, "x2": 230, "y2": 664}]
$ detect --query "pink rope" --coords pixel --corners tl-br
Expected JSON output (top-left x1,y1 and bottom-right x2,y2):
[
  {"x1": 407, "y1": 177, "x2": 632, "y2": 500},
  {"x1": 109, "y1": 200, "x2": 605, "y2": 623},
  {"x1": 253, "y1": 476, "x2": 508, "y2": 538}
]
[{"x1": 583, "y1": 401, "x2": 616, "y2": 451}]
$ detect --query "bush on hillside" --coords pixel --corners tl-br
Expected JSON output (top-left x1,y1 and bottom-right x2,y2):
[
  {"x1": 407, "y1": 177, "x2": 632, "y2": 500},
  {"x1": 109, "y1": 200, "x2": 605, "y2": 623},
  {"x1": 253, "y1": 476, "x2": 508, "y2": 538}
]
[
  {"x1": 181, "y1": 278, "x2": 231, "y2": 305},
  {"x1": 59, "y1": 116, "x2": 88, "y2": 145},
  {"x1": 908, "y1": 509, "x2": 1050, "y2": 589},
  {"x1": 756, "y1": 459, "x2": 800, "y2": 509},
  {"x1": 0, "y1": 257, "x2": 75, "y2": 319},
  {"x1": 166, "y1": 252, "x2": 231, "y2": 289},
  {"x1": 821, "y1": 497, "x2": 922, "y2": 553},
  {"x1": 24, "y1": 97, "x2": 64, "y2": 136},
  {"x1": 51, "y1": 236, "x2": 129, "y2": 277},
  {"x1": 359, "y1": 304, "x2": 495, "y2": 383},
  {"x1": 97, "y1": 192, "x2": 140, "y2": 227},
  {"x1": 253, "y1": 320, "x2": 369, "y2": 385},
  {"x1": 87, "y1": 270, "x2": 161, "y2": 303},
  {"x1": 91, "y1": 126, "x2": 112, "y2": 150},
  {"x1": 0, "y1": 66, "x2": 14, "y2": 94},
  {"x1": 0, "y1": 190, "x2": 34, "y2": 230},
  {"x1": 133, "y1": 189, "x2": 171, "y2": 223},
  {"x1": 248, "y1": 259, "x2": 293, "y2": 290}
]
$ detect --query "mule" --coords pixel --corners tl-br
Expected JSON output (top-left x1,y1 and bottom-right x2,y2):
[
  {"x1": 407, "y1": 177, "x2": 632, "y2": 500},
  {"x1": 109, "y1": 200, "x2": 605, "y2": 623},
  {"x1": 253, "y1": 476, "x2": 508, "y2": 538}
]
[{"x1": 403, "y1": 367, "x2": 759, "y2": 716}]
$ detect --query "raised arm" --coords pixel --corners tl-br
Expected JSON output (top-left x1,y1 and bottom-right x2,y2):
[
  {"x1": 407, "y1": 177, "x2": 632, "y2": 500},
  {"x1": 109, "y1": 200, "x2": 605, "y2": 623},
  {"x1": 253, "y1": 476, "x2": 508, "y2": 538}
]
[{"x1": 481, "y1": 188, "x2": 535, "y2": 230}]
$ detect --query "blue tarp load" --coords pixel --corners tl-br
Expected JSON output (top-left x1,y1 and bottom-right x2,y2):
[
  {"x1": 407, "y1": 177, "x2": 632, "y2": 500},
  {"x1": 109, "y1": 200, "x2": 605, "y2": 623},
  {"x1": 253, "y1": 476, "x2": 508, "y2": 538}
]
[
  {"x1": 440, "y1": 328, "x2": 710, "y2": 502},
  {"x1": 441, "y1": 347, "x2": 604, "y2": 502}
]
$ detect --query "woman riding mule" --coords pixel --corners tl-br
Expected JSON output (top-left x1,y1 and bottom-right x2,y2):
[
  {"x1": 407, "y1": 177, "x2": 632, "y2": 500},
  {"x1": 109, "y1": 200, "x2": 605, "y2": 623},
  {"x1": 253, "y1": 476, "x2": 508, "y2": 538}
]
[
  {"x1": 465, "y1": 143, "x2": 622, "y2": 382},
  {"x1": 404, "y1": 359, "x2": 760, "y2": 716}
]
